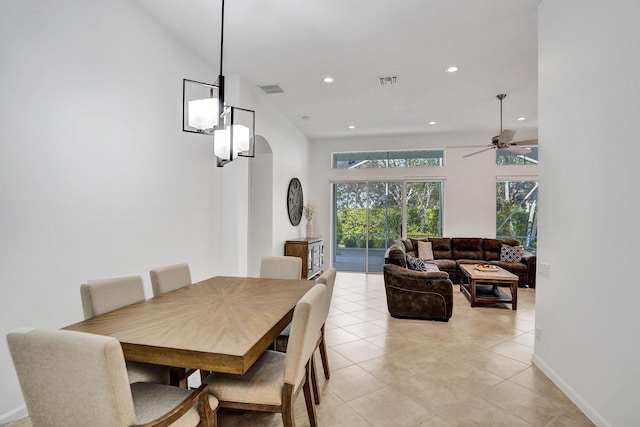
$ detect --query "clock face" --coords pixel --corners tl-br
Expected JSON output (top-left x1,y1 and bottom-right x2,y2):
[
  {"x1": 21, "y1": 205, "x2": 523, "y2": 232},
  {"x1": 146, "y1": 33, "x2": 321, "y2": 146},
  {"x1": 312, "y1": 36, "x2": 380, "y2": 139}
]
[{"x1": 287, "y1": 178, "x2": 304, "y2": 226}]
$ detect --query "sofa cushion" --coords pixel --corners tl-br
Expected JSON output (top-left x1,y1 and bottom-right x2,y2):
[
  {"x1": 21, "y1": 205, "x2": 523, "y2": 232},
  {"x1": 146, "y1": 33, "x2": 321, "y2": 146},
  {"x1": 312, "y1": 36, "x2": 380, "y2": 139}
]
[
  {"x1": 409, "y1": 238, "x2": 427, "y2": 253},
  {"x1": 500, "y1": 244, "x2": 523, "y2": 262},
  {"x1": 402, "y1": 239, "x2": 414, "y2": 253},
  {"x1": 452, "y1": 238, "x2": 484, "y2": 260},
  {"x1": 428, "y1": 237, "x2": 452, "y2": 259},
  {"x1": 482, "y1": 239, "x2": 503, "y2": 261},
  {"x1": 417, "y1": 241, "x2": 434, "y2": 261},
  {"x1": 503, "y1": 239, "x2": 520, "y2": 246}
]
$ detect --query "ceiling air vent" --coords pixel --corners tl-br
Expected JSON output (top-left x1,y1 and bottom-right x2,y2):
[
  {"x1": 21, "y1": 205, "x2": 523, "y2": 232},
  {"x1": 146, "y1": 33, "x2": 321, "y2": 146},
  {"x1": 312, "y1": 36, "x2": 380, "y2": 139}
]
[
  {"x1": 378, "y1": 75, "x2": 399, "y2": 86},
  {"x1": 258, "y1": 84, "x2": 285, "y2": 94}
]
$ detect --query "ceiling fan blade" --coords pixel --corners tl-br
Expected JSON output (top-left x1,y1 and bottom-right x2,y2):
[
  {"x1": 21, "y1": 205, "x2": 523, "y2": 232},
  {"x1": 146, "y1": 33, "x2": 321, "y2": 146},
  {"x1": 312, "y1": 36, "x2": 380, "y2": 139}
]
[
  {"x1": 507, "y1": 146, "x2": 532, "y2": 155},
  {"x1": 450, "y1": 144, "x2": 492, "y2": 148},
  {"x1": 463, "y1": 146, "x2": 495, "y2": 158},
  {"x1": 498, "y1": 129, "x2": 516, "y2": 144},
  {"x1": 510, "y1": 138, "x2": 538, "y2": 146}
]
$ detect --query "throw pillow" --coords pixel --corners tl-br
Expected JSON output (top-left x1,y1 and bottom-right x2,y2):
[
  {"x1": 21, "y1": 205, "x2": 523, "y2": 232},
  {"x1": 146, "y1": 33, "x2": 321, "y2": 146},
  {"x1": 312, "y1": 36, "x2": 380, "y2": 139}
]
[
  {"x1": 423, "y1": 263, "x2": 440, "y2": 273},
  {"x1": 406, "y1": 254, "x2": 428, "y2": 271},
  {"x1": 406, "y1": 255, "x2": 440, "y2": 272},
  {"x1": 417, "y1": 240, "x2": 434, "y2": 261},
  {"x1": 500, "y1": 244, "x2": 523, "y2": 263}
]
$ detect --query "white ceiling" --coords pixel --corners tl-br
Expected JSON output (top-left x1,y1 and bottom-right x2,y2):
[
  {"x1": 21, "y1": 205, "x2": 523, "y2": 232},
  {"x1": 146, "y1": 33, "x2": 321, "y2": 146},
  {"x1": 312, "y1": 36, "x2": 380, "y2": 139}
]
[{"x1": 133, "y1": 0, "x2": 539, "y2": 141}]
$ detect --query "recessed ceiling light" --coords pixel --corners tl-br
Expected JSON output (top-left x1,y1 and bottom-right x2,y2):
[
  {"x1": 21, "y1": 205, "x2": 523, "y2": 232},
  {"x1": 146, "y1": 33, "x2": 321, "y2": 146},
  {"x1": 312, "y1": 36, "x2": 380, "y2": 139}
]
[
  {"x1": 323, "y1": 76, "x2": 334, "y2": 83},
  {"x1": 348, "y1": 125, "x2": 355, "y2": 129},
  {"x1": 446, "y1": 66, "x2": 458, "y2": 73},
  {"x1": 429, "y1": 121, "x2": 437, "y2": 125},
  {"x1": 302, "y1": 116, "x2": 310, "y2": 120},
  {"x1": 517, "y1": 117, "x2": 526, "y2": 121}
]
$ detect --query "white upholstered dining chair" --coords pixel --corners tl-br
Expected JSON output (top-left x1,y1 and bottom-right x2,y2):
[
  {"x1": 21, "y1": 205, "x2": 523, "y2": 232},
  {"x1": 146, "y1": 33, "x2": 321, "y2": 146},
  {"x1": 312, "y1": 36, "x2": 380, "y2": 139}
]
[
  {"x1": 312, "y1": 267, "x2": 336, "y2": 380},
  {"x1": 202, "y1": 283, "x2": 327, "y2": 427},
  {"x1": 275, "y1": 268, "x2": 337, "y2": 404},
  {"x1": 259, "y1": 256, "x2": 303, "y2": 280},
  {"x1": 150, "y1": 262, "x2": 192, "y2": 296},
  {"x1": 80, "y1": 275, "x2": 171, "y2": 385},
  {"x1": 7, "y1": 328, "x2": 218, "y2": 427}
]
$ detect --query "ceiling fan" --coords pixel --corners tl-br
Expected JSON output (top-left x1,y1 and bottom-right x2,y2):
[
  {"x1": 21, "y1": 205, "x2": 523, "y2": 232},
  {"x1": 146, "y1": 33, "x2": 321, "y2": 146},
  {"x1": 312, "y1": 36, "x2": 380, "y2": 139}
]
[{"x1": 461, "y1": 94, "x2": 538, "y2": 158}]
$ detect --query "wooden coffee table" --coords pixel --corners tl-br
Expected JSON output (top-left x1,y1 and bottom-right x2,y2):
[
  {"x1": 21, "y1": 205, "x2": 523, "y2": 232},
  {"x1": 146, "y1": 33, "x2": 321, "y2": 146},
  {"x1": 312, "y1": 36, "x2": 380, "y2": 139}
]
[{"x1": 459, "y1": 264, "x2": 518, "y2": 310}]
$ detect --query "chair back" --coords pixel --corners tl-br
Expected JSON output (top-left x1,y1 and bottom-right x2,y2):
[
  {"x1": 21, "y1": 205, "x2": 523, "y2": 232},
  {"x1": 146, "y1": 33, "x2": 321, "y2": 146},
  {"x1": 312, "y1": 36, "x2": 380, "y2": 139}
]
[
  {"x1": 80, "y1": 275, "x2": 145, "y2": 319},
  {"x1": 259, "y1": 256, "x2": 302, "y2": 280},
  {"x1": 283, "y1": 284, "x2": 326, "y2": 388},
  {"x1": 7, "y1": 328, "x2": 136, "y2": 427},
  {"x1": 150, "y1": 262, "x2": 192, "y2": 296},
  {"x1": 316, "y1": 268, "x2": 337, "y2": 321}
]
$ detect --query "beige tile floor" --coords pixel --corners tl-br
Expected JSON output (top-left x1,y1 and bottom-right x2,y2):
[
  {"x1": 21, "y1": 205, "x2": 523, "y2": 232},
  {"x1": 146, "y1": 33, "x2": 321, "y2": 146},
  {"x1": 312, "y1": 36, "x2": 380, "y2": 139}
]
[
  {"x1": 8, "y1": 272, "x2": 594, "y2": 427},
  {"x1": 215, "y1": 272, "x2": 594, "y2": 427}
]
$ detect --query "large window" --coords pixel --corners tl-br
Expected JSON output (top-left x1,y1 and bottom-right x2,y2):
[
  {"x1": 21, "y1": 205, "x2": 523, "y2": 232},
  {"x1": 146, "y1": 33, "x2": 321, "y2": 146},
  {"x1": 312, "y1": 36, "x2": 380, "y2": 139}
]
[
  {"x1": 496, "y1": 180, "x2": 538, "y2": 252},
  {"x1": 496, "y1": 148, "x2": 539, "y2": 165},
  {"x1": 333, "y1": 150, "x2": 444, "y2": 169},
  {"x1": 334, "y1": 180, "x2": 443, "y2": 272}
]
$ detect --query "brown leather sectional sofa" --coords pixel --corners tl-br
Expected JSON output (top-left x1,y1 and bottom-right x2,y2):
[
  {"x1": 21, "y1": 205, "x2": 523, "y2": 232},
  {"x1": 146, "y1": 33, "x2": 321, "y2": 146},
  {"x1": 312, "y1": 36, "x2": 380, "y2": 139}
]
[{"x1": 385, "y1": 237, "x2": 537, "y2": 288}]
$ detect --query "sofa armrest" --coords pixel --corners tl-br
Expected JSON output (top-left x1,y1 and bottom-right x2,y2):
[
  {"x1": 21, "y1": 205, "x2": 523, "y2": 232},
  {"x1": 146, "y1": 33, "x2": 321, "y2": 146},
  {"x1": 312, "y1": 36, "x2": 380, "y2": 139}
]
[
  {"x1": 521, "y1": 251, "x2": 537, "y2": 288},
  {"x1": 383, "y1": 264, "x2": 451, "y2": 293}
]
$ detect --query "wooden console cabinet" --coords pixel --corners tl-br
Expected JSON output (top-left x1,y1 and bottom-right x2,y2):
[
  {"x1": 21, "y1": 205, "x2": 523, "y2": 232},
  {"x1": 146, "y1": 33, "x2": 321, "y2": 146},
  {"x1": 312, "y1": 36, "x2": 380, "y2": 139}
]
[{"x1": 284, "y1": 238, "x2": 324, "y2": 280}]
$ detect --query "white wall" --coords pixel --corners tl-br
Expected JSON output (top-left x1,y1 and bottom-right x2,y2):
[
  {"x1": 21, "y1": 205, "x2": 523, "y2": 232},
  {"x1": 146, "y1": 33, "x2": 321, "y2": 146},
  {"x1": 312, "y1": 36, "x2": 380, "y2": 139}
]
[
  {"x1": 249, "y1": 137, "x2": 274, "y2": 277},
  {"x1": 0, "y1": 0, "x2": 309, "y2": 419},
  {"x1": 308, "y1": 132, "x2": 537, "y2": 266},
  {"x1": 214, "y1": 75, "x2": 310, "y2": 276},
  {"x1": 0, "y1": 0, "x2": 217, "y2": 416},
  {"x1": 236, "y1": 78, "x2": 310, "y2": 258},
  {"x1": 536, "y1": 1, "x2": 640, "y2": 426}
]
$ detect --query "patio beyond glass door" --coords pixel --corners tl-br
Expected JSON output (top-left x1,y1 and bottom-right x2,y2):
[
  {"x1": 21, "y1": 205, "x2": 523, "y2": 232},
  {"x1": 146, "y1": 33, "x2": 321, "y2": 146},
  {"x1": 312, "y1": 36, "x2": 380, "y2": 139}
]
[
  {"x1": 333, "y1": 181, "x2": 402, "y2": 273},
  {"x1": 334, "y1": 182, "x2": 367, "y2": 272},
  {"x1": 368, "y1": 182, "x2": 403, "y2": 272},
  {"x1": 405, "y1": 181, "x2": 443, "y2": 239},
  {"x1": 334, "y1": 180, "x2": 443, "y2": 273}
]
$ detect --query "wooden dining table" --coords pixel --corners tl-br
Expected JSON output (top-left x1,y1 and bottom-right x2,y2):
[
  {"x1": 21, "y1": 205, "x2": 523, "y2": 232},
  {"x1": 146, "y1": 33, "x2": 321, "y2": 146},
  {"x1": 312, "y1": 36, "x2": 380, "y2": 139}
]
[{"x1": 63, "y1": 276, "x2": 314, "y2": 381}]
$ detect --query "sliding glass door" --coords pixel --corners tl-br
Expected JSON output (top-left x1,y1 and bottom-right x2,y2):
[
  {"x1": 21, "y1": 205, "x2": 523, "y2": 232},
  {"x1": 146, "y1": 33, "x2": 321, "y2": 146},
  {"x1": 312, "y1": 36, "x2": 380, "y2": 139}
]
[
  {"x1": 367, "y1": 182, "x2": 403, "y2": 272},
  {"x1": 334, "y1": 182, "x2": 368, "y2": 272},
  {"x1": 334, "y1": 180, "x2": 442, "y2": 273}
]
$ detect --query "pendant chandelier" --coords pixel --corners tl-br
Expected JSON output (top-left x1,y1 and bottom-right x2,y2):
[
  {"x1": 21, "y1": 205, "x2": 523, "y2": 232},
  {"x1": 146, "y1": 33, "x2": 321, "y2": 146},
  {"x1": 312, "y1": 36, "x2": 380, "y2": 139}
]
[{"x1": 182, "y1": 0, "x2": 255, "y2": 167}]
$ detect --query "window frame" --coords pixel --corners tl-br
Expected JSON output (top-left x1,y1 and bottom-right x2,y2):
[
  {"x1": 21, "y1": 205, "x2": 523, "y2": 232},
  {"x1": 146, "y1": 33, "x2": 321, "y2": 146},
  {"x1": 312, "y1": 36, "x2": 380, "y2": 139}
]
[{"x1": 331, "y1": 149, "x2": 445, "y2": 169}]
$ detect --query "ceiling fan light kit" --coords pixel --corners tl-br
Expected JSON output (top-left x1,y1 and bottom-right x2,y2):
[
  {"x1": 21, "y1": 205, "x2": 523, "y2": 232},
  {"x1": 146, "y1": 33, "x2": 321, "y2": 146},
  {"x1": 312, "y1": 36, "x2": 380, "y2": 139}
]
[{"x1": 462, "y1": 93, "x2": 538, "y2": 158}]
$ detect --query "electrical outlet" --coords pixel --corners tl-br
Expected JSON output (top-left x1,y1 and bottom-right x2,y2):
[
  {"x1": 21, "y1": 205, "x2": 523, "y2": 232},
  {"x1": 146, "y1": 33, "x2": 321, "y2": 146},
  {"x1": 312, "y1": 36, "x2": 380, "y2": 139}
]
[
  {"x1": 539, "y1": 263, "x2": 551, "y2": 278},
  {"x1": 535, "y1": 327, "x2": 542, "y2": 338}
]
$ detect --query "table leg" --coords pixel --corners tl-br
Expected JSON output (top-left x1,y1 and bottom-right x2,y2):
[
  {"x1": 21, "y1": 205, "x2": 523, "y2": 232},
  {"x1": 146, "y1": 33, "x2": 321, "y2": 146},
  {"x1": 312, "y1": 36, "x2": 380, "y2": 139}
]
[
  {"x1": 511, "y1": 280, "x2": 518, "y2": 310},
  {"x1": 170, "y1": 367, "x2": 188, "y2": 388},
  {"x1": 470, "y1": 279, "x2": 477, "y2": 307}
]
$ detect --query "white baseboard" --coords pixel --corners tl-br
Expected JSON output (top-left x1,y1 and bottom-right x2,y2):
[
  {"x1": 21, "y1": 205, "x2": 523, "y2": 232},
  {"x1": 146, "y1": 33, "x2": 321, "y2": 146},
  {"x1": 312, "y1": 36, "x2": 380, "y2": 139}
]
[
  {"x1": 532, "y1": 354, "x2": 608, "y2": 427},
  {"x1": 0, "y1": 405, "x2": 27, "y2": 426}
]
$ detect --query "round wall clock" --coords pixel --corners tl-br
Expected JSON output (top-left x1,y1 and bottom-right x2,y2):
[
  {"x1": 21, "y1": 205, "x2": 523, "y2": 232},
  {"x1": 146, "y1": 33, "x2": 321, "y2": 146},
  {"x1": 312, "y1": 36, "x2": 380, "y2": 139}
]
[{"x1": 287, "y1": 177, "x2": 303, "y2": 226}]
